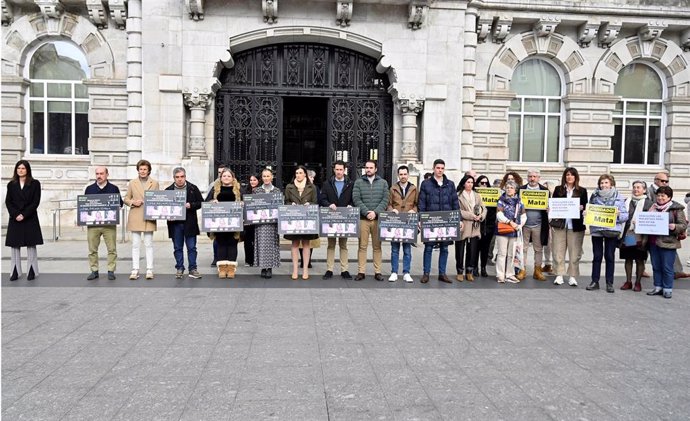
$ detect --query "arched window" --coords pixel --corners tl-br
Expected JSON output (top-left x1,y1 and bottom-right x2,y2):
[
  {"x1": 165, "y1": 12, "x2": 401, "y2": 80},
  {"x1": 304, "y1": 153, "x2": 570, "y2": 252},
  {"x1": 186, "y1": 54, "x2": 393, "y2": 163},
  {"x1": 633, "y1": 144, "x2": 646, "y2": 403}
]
[
  {"x1": 611, "y1": 63, "x2": 663, "y2": 165},
  {"x1": 28, "y1": 41, "x2": 89, "y2": 155},
  {"x1": 508, "y1": 59, "x2": 563, "y2": 162}
]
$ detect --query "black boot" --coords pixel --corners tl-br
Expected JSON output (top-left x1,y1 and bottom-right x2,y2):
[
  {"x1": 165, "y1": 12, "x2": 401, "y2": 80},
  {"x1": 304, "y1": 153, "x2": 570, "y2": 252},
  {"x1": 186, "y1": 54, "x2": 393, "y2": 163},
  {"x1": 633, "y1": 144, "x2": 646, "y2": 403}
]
[
  {"x1": 27, "y1": 267, "x2": 35, "y2": 281},
  {"x1": 260, "y1": 269, "x2": 267, "y2": 278},
  {"x1": 265, "y1": 268, "x2": 272, "y2": 279},
  {"x1": 9, "y1": 268, "x2": 19, "y2": 281},
  {"x1": 606, "y1": 283, "x2": 614, "y2": 293},
  {"x1": 480, "y1": 267, "x2": 488, "y2": 277},
  {"x1": 586, "y1": 281, "x2": 600, "y2": 291}
]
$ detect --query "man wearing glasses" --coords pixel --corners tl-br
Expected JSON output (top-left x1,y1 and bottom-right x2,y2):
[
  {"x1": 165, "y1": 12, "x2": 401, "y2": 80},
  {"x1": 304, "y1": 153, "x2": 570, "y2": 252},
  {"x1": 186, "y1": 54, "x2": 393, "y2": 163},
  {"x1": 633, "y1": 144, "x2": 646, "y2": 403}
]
[{"x1": 647, "y1": 172, "x2": 690, "y2": 279}]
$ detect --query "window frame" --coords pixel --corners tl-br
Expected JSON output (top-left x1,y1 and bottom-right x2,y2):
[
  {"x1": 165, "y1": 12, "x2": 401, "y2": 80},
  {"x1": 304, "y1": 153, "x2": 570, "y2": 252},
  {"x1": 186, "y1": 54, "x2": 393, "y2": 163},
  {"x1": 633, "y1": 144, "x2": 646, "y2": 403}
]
[
  {"x1": 611, "y1": 62, "x2": 666, "y2": 167},
  {"x1": 508, "y1": 58, "x2": 565, "y2": 164},
  {"x1": 24, "y1": 40, "x2": 91, "y2": 157}
]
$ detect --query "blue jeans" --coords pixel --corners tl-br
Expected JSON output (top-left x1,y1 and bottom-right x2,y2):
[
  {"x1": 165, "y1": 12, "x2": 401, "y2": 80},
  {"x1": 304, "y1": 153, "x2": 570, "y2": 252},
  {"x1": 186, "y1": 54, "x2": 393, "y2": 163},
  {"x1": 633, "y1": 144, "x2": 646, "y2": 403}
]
[
  {"x1": 423, "y1": 242, "x2": 448, "y2": 275},
  {"x1": 391, "y1": 241, "x2": 412, "y2": 274},
  {"x1": 591, "y1": 235, "x2": 617, "y2": 284},
  {"x1": 172, "y1": 223, "x2": 197, "y2": 271},
  {"x1": 649, "y1": 244, "x2": 675, "y2": 291}
]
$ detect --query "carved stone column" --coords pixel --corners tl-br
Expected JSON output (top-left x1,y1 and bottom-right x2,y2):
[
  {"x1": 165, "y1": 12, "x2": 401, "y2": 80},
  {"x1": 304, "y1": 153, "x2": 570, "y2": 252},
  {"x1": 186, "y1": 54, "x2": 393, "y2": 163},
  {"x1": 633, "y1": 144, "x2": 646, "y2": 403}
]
[
  {"x1": 183, "y1": 88, "x2": 216, "y2": 159},
  {"x1": 397, "y1": 95, "x2": 424, "y2": 162}
]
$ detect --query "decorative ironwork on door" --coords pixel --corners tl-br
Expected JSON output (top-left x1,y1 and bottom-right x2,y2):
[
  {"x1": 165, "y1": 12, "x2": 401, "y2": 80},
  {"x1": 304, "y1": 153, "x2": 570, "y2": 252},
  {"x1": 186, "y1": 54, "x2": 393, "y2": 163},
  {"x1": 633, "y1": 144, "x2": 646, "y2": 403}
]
[{"x1": 216, "y1": 43, "x2": 392, "y2": 186}]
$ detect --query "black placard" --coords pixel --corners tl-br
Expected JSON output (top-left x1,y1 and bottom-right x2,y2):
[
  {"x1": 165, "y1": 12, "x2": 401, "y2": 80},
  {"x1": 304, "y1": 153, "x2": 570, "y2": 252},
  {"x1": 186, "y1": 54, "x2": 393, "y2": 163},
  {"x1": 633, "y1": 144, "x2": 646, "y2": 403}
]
[
  {"x1": 419, "y1": 210, "x2": 461, "y2": 242},
  {"x1": 77, "y1": 194, "x2": 120, "y2": 226},
  {"x1": 319, "y1": 207, "x2": 359, "y2": 238},
  {"x1": 144, "y1": 190, "x2": 186, "y2": 221},
  {"x1": 278, "y1": 205, "x2": 319, "y2": 235},
  {"x1": 243, "y1": 192, "x2": 283, "y2": 225},
  {"x1": 201, "y1": 202, "x2": 244, "y2": 232},
  {"x1": 379, "y1": 211, "x2": 419, "y2": 243}
]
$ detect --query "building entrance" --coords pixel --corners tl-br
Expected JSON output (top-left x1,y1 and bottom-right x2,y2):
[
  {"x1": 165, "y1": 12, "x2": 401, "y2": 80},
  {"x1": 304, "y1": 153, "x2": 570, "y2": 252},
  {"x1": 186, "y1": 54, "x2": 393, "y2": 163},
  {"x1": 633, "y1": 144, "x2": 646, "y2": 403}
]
[{"x1": 215, "y1": 43, "x2": 393, "y2": 188}]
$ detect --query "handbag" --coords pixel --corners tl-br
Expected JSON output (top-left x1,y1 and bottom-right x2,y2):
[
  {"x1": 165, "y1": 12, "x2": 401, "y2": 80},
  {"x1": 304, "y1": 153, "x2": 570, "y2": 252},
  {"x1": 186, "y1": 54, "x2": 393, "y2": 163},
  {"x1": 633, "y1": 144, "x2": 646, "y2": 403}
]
[
  {"x1": 497, "y1": 222, "x2": 515, "y2": 235},
  {"x1": 621, "y1": 232, "x2": 637, "y2": 247}
]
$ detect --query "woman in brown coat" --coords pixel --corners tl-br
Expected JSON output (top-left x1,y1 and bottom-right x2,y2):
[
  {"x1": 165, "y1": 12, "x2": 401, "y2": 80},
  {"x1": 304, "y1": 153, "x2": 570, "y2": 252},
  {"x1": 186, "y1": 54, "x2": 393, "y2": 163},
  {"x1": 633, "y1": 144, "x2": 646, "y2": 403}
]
[
  {"x1": 455, "y1": 174, "x2": 486, "y2": 282},
  {"x1": 124, "y1": 159, "x2": 159, "y2": 280},
  {"x1": 284, "y1": 165, "x2": 318, "y2": 280}
]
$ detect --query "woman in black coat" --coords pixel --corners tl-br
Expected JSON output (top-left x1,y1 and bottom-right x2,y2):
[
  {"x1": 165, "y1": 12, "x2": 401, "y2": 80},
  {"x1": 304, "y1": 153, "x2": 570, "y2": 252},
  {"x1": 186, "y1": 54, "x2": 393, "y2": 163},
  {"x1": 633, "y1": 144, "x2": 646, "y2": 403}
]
[{"x1": 5, "y1": 160, "x2": 43, "y2": 281}]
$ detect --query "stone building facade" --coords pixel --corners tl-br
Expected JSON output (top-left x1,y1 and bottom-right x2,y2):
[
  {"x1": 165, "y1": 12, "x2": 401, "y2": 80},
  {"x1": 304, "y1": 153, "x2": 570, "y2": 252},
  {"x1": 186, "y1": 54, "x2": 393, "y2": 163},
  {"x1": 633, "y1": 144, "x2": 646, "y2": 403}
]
[{"x1": 2, "y1": 0, "x2": 690, "y2": 231}]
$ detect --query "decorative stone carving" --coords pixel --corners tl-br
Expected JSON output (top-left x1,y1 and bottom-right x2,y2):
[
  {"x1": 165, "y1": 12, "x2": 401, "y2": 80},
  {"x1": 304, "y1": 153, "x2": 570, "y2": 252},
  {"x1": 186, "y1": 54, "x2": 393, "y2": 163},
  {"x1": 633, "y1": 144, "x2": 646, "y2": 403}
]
[
  {"x1": 86, "y1": 0, "x2": 107, "y2": 29},
  {"x1": 577, "y1": 22, "x2": 599, "y2": 48},
  {"x1": 408, "y1": 2, "x2": 428, "y2": 30},
  {"x1": 639, "y1": 22, "x2": 667, "y2": 41},
  {"x1": 35, "y1": 0, "x2": 64, "y2": 18},
  {"x1": 183, "y1": 82, "x2": 220, "y2": 158},
  {"x1": 398, "y1": 95, "x2": 424, "y2": 114},
  {"x1": 335, "y1": 1, "x2": 352, "y2": 28},
  {"x1": 186, "y1": 0, "x2": 204, "y2": 21},
  {"x1": 533, "y1": 16, "x2": 560, "y2": 37},
  {"x1": 2, "y1": 0, "x2": 14, "y2": 26},
  {"x1": 492, "y1": 17, "x2": 512, "y2": 44},
  {"x1": 109, "y1": 0, "x2": 128, "y2": 29},
  {"x1": 262, "y1": 0, "x2": 277, "y2": 24},
  {"x1": 393, "y1": 93, "x2": 424, "y2": 160},
  {"x1": 598, "y1": 21, "x2": 621, "y2": 49},
  {"x1": 476, "y1": 17, "x2": 493, "y2": 43},
  {"x1": 682, "y1": 28, "x2": 690, "y2": 52}
]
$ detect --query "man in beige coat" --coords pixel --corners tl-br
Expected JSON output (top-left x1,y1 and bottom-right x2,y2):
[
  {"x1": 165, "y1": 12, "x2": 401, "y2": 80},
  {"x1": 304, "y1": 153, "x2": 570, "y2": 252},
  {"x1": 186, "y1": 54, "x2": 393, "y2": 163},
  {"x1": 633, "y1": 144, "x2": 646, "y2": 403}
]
[{"x1": 124, "y1": 159, "x2": 159, "y2": 280}]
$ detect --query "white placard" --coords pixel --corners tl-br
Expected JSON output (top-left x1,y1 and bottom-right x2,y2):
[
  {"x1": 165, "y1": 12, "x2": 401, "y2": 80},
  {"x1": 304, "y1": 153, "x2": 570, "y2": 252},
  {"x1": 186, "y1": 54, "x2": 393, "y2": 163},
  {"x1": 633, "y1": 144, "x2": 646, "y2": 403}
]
[
  {"x1": 548, "y1": 198, "x2": 581, "y2": 219},
  {"x1": 634, "y1": 212, "x2": 669, "y2": 236}
]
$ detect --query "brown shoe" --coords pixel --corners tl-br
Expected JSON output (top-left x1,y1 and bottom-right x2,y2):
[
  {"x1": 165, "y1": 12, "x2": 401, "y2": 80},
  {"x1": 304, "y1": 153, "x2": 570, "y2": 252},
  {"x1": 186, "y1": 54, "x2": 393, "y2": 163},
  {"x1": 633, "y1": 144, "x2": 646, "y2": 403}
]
[
  {"x1": 456, "y1": 274, "x2": 464, "y2": 282},
  {"x1": 620, "y1": 280, "x2": 633, "y2": 290},
  {"x1": 374, "y1": 273, "x2": 384, "y2": 281},
  {"x1": 541, "y1": 264, "x2": 554, "y2": 274},
  {"x1": 533, "y1": 267, "x2": 546, "y2": 281},
  {"x1": 421, "y1": 273, "x2": 430, "y2": 283},
  {"x1": 516, "y1": 269, "x2": 527, "y2": 281},
  {"x1": 465, "y1": 273, "x2": 475, "y2": 282},
  {"x1": 438, "y1": 274, "x2": 451, "y2": 283},
  {"x1": 354, "y1": 273, "x2": 366, "y2": 281}
]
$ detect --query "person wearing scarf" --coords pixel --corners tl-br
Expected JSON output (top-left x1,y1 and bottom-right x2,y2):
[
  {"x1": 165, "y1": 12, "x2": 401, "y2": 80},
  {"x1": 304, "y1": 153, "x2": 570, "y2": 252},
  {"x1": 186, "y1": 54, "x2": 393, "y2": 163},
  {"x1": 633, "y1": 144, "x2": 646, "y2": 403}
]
[
  {"x1": 456, "y1": 174, "x2": 486, "y2": 282},
  {"x1": 495, "y1": 180, "x2": 526, "y2": 283},
  {"x1": 586, "y1": 174, "x2": 628, "y2": 293},
  {"x1": 619, "y1": 181, "x2": 653, "y2": 292},
  {"x1": 646, "y1": 186, "x2": 687, "y2": 299}
]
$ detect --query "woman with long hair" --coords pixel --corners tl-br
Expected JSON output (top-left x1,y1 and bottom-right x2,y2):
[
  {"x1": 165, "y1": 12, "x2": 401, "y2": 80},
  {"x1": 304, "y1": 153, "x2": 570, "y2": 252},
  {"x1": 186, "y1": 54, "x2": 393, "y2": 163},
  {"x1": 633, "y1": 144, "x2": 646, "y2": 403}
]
[
  {"x1": 124, "y1": 159, "x2": 159, "y2": 280},
  {"x1": 619, "y1": 181, "x2": 653, "y2": 292},
  {"x1": 550, "y1": 167, "x2": 588, "y2": 287},
  {"x1": 253, "y1": 168, "x2": 281, "y2": 278},
  {"x1": 586, "y1": 174, "x2": 628, "y2": 293},
  {"x1": 475, "y1": 175, "x2": 496, "y2": 277},
  {"x1": 208, "y1": 168, "x2": 242, "y2": 278},
  {"x1": 243, "y1": 174, "x2": 260, "y2": 267},
  {"x1": 455, "y1": 174, "x2": 486, "y2": 282},
  {"x1": 5, "y1": 160, "x2": 43, "y2": 281},
  {"x1": 284, "y1": 165, "x2": 318, "y2": 280}
]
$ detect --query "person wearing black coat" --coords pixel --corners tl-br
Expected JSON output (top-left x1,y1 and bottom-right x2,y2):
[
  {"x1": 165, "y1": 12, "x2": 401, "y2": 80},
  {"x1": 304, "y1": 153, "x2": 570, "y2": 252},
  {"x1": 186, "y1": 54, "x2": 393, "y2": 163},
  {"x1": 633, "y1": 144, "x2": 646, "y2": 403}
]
[
  {"x1": 166, "y1": 167, "x2": 203, "y2": 279},
  {"x1": 5, "y1": 160, "x2": 43, "y2": 281},
  {"x1": 319, "y1": 160, "x2": 355, "y2": 279},
  {"x1": 475, "y1": 175, "x2": 496, "y2": 277}
]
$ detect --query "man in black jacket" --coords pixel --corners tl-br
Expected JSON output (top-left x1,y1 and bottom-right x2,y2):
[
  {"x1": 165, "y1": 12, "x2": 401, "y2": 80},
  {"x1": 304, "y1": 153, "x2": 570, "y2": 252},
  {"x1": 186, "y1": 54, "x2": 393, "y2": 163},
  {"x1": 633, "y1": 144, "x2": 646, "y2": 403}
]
[
  {"x1": 85, "y1": 166, "x2": 123, "y2": 280},
  {"x1": 319, "y1": 160, "x2": 354, "y2": 279},
  {"x1": 166, "y1": 167, "x2": 203, "y2": 279}
]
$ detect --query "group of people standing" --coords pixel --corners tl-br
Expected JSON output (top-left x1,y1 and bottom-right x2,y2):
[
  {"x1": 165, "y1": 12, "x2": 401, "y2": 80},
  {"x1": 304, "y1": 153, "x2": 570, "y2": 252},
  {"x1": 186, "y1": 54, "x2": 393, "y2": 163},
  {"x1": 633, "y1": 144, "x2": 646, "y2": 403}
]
[{"x1": 5, "y1": 159, "x2": 689, "y2": 299}]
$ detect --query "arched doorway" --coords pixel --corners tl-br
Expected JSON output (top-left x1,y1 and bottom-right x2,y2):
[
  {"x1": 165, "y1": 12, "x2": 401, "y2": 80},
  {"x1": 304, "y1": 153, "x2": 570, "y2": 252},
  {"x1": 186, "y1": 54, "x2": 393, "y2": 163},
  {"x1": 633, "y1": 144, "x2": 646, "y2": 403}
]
[{"x1": 215, "y1": 43, "x2": 393, "y2": 188}]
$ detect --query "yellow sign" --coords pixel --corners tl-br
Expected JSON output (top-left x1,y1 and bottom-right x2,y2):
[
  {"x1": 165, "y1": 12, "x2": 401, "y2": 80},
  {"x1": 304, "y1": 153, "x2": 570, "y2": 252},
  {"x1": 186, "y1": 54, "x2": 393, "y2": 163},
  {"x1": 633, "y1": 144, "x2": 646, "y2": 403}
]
[
  {"x1": 584, "y1": 204, "x2": 617, "y2": 228},
  {"x1": 520, "y1": 190, "x2": 548, "y2": 210},
  {"x1": 476, "y1": 188, "x2": 500, "y2": 207}
]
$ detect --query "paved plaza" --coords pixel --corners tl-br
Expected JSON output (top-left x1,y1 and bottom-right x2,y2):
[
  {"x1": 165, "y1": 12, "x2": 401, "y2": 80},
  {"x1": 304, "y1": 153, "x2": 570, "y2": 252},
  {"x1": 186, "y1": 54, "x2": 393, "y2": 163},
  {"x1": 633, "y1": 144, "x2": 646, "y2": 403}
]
[{"x1": 3, "y1": 238, "x2": 690, "y2": 420}]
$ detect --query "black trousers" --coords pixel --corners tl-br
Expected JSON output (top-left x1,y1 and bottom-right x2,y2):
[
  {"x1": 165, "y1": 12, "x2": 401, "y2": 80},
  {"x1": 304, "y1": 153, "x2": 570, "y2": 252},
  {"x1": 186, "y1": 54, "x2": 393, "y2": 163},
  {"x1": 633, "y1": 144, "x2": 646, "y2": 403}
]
[
  {"x1": 478, "y1": 231, "x2": 495, "y2": 269},
  {"x1": 455, "y1": 236, "x2": 479, "y2": 274},
  {"x1": 243, "y1": 225, "x2": 255, "y2": 266},
  {"x1": 216, "y1": 233, "x2": 239, "y2": 261}
]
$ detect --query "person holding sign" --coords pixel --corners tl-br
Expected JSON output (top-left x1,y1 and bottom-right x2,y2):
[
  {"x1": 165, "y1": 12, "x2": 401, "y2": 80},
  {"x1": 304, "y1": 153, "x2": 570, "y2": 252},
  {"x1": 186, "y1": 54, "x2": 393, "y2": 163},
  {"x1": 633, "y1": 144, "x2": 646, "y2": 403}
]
[
  {"x1": 519, "y1": 169, "x2": 551, "y2": 282},
  {"x1": 418, "y1": 159, "x2": 460, "y2": 284},
  {"x1": 165, "y1": 167, "x2": 203, "y2": 280},
  {"x1": 386, "y1": 165, "x2": 418, "y2": 283},
  {"x1": 284, "y1": 165, "x2": 319, "y2": 280},
  {"x1": 619, "y1": 181, "x2": 653, "y2": 292},
  {"x1": 494, "y1": 181, "x2": 526, "y2": 284},
  {"x1": 124, "y1": 159, "x2": 159, "y2": 280},
  {"x1": 475, "y1": 175, "x2": 496, "y2": 277},
  {"x1": 208, "y1": 168, "x2": 242, "y2": 279},
  {"x1": 455, "y1": 174, "x2": 486, "y2": 282},
  {"x1": 5, "y1": 160, "x2": 43, "y2": 281},
  {"x1": 352, "y1": 160, "x2": 390, "y2": 282},
  {"x1": 319, "y1": 160, "x2": 354, "y2": 280},
  {"x1": 253, "y1": 169, "x2": 282, "y2": 279},
  {"x1": 585, "y1": 174, "x2": 628, "y2": 293},
  {"x1": 85, "y1": 166, "x2": 123, "y2": 281},
  {"x1": 646, "y1": 186, "x2": 687, "y2": 299},
  {"x1": 243, "y1": 174, "x2": 260, "y2": 268}
]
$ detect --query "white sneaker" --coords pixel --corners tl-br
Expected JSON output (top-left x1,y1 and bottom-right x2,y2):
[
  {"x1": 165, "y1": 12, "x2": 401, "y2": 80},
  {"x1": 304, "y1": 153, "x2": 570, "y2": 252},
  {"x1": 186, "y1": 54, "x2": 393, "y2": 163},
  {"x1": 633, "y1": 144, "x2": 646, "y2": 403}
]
[
  {"x1": 388, "y1": 273, "x2": 398, "y2": 282},
  {"x1": 554, "y1": 276, "x2": 564, "y2": 285},
  {"x1": 403, "y1": 273, "x2": 413, "y2": 283},
  {"x1": 568, "y1": 277, "x2": 578, "y2": 287},
  {"x1": 145, "y1": 270, "x2": 154, "y2": 280}
]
